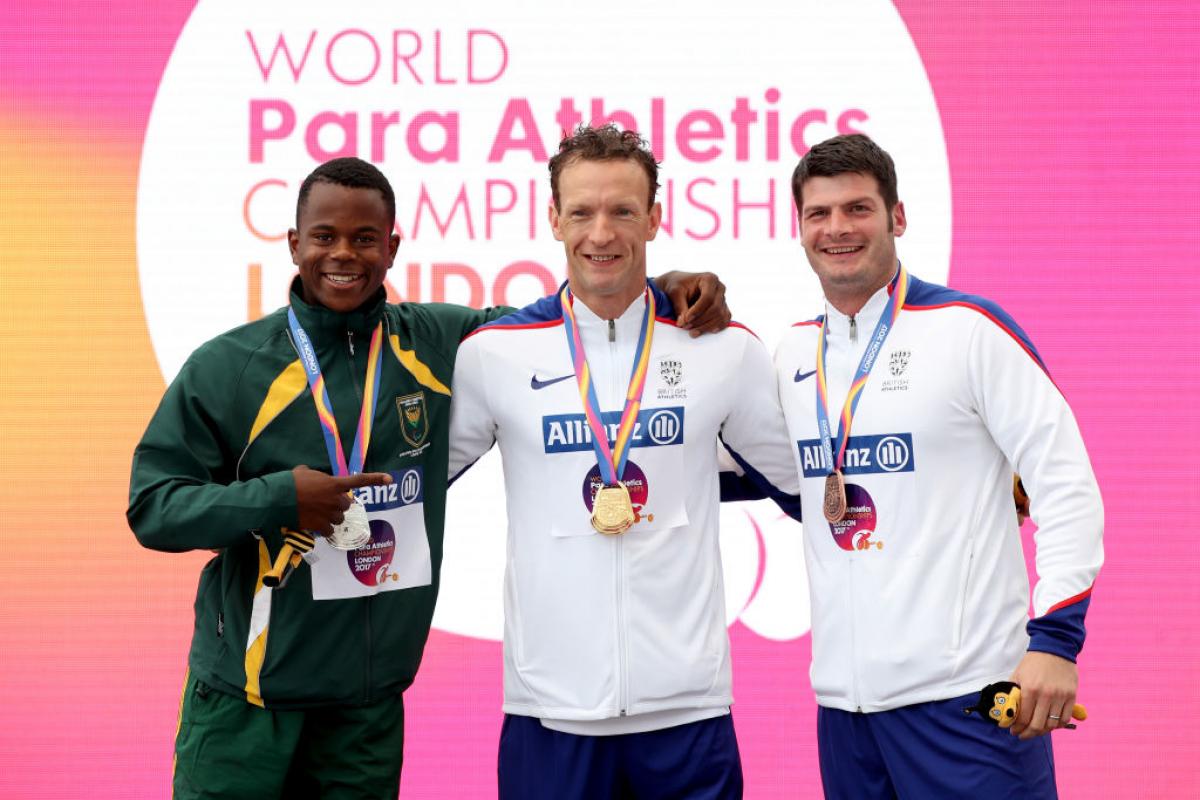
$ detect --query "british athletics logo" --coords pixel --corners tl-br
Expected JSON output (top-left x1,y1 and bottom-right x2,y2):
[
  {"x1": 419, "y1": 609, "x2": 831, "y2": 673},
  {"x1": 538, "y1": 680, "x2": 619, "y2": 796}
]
[
  {"x1": 543, "y1": 407, "x2": 685, "y2": 453},
  {"x1": 796, "y1": 433, "x2": 915, "y2": 477}
]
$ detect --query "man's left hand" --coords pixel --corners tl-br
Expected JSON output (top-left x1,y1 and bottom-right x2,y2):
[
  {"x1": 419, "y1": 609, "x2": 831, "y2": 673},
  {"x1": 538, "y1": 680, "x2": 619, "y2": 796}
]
[
  {"x1": 653, "y1": 271, "x2": 731, "y2": 336},
  {"x1": 1008, "y1": 651, "x2": 1079, "y2": 739}
]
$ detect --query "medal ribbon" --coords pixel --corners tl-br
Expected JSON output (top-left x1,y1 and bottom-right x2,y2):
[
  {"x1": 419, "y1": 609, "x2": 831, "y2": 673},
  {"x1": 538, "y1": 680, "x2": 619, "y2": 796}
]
[
  {"x1": 560, "y1": 286, "x2": 655, "y2": 486},
  {"x1": 814, "y1": 265, "x2": 909, "y2": 475},
  {"x1": 287, "y1": 307, "x2": 385, "y2": 477}
]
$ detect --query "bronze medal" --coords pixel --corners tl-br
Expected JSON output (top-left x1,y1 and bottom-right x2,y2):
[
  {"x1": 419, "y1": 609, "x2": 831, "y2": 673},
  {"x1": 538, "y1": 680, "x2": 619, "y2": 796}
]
[
  {"x1": 592, "y1": 483, "x2": 636, "y2": 535},
  {"x1": 823, "y1": 471, "x2": 847, "y2": 523}
]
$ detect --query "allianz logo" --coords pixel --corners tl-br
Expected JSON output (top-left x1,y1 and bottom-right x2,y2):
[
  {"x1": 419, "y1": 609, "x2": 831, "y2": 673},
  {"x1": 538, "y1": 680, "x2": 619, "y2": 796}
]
[
  {"x1": 542, "y1": 407, "x2": 685, "y2": 453},
  {"x1": 797, "y1": 433, "x2": 915, "y2": 477},
  {"x1": 352, "y1": 468, "x2": 423, "y2": 509}
]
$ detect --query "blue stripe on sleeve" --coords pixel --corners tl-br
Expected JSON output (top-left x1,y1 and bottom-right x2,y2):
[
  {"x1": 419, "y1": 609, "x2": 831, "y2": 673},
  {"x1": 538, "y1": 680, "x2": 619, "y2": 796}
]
[{"x1": 1026, "y1": 595, "x2": 1090, "y2": 662}]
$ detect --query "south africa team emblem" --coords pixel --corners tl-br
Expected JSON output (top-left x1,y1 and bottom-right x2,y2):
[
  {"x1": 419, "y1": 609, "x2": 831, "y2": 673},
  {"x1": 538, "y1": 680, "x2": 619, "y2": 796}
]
[{"x1": 397, "y1": 392, "x2": 429, "y2": 448}]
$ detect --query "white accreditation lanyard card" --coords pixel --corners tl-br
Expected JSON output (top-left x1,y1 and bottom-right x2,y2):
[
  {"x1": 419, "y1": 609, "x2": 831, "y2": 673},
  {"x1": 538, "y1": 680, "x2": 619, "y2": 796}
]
[
  {"x1": 546, "y1": 443, "x2": 691, "y2": 538},
  {"x1": 309, "y1": 467, "x2": 432, "y2": 599}
]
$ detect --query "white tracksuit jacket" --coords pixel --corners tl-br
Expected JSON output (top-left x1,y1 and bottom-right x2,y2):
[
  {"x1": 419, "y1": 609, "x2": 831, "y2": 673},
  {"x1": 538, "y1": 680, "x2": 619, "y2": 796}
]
[
  {"x1": 774, "y1": 272, "x2": 1104, "y2": 713},
  {"x1": 448, "y1": 283, "x2": 800, "y2": 728}
]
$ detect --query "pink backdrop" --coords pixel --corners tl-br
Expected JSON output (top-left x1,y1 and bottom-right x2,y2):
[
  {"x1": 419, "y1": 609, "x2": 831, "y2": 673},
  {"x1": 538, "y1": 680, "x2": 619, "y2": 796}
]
[{"x1": 0, "y1": 2, "x2": 1197, "y2": 797}]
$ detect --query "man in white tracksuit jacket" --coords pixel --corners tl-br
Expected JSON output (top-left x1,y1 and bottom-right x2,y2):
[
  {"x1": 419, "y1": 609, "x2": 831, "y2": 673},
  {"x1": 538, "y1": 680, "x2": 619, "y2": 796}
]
[
  {"x1": 448, "y1": 125, "x2": 801, "y2": 799},
  {"x1": 775, "y1": 133, "x2": 1104, "y2": 798}
]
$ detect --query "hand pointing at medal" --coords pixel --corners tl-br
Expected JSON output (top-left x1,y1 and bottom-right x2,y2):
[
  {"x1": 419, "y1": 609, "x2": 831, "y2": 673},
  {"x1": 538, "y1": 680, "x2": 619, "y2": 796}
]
[
  {"x1": 263, "y1": 467, "x2": 393, "y2": 588},
  {"x1": 293, "y1": 465, "x2": 393, "y2": 535}
]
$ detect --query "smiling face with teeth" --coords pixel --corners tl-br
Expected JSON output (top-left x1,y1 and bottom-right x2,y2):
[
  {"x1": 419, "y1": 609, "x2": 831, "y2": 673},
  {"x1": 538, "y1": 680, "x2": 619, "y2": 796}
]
[
  {"x1": 288, "y1": 181, "x2": 400, "y2": 313},
  {"x1": 798, "y1": 171, "x2": 906, "y2": 315},
  {"x1": 549, "y1": 158, "x2": 662, "y2": 319}
]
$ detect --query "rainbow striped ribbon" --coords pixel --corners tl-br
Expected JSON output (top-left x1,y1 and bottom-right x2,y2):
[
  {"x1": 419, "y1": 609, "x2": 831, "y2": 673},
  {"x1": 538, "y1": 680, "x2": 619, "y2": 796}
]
[
  {"x1": 560, "y1": 286, "x2": 656, "y2": 486},
  {"x1": 814, "y1": 265, "x2": 909, "y2": 476},
  {"x1": 287, "y1": 307, "x2": 385, "y2": 477}
]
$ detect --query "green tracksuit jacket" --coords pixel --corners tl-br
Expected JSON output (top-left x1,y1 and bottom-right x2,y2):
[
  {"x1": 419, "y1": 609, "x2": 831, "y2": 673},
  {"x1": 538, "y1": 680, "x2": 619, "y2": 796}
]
[{"x1": 128, "y1": 284, "x2": 506, "y2": 709}]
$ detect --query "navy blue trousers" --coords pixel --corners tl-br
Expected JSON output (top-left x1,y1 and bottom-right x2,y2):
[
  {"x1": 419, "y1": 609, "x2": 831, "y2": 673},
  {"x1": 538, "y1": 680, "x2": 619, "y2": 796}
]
[
  {"x1": 498, "y1": 713, "x2": 743, "y2": 800},
  {"x1": 818, "y1": 693, "x2": 1057, "y2": 799}
]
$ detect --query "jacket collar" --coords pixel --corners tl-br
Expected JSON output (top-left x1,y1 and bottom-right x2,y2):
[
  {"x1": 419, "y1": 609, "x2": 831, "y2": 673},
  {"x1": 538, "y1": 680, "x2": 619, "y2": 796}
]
[
  {"x1": 287, "y1": 277, "x2": 386, "y2": 338},
  {"x1": 822, "y1": 266, "x2": 897, "y2": 341}
]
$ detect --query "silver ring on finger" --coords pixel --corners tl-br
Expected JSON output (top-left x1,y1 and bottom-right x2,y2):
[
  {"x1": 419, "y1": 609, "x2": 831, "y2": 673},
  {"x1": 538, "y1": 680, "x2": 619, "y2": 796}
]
[{"x1": 1048, "y1": 714, "x2": 1062, "y2": 721}]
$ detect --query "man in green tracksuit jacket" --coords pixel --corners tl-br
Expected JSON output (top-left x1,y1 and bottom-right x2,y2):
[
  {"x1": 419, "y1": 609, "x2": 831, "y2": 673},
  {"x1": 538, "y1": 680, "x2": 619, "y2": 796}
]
[
  {"x1": 128, "y1": 156, "x2": 728, "y2": 798},
  {"x1": 129, "y1": 157, "x2": 510, "y2": 798}
]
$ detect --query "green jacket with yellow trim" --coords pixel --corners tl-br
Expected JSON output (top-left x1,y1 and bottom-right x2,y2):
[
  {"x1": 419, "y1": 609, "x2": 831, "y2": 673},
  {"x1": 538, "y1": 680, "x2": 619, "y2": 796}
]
[{"x1": 128, "y1": 284, "x2": 508, "y2": 709}]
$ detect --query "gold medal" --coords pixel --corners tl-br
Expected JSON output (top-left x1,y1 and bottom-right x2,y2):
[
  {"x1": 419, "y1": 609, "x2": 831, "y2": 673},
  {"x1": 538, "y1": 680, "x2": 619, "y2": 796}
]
[
  {"x1": 823, "y1": 471, "x2": 847, "y2": 523},
  {"x1": 592, "y1": 483, "x2": 636, "y2": 535},
  {"x1": 560, "y1": 286, "x2": 657, "y2": 538}
]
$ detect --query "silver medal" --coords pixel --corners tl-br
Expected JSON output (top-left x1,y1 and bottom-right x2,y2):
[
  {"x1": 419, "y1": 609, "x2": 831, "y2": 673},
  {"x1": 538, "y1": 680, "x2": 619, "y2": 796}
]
[{"x1": 328, "y1": 497, "x2": 371, "y2": 550}]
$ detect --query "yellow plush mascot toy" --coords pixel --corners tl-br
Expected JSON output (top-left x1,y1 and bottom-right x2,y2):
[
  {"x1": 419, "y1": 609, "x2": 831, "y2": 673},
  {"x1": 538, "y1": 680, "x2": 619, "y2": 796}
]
[{"x1": 965, "y1": 681, "x2": 1088, "y2": 730}]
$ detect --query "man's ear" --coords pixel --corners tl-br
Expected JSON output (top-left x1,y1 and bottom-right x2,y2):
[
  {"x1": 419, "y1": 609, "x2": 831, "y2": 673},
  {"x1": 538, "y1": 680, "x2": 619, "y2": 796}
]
[
  {"x1": 646, "y1": 202, "x2": 663, "y2": 241},
  {"x1": 891, "y1": 201, "x2": 907, "y2": 237},
  {"x1": 287, "y1": 229, "x2": 300, "y2": 264},
  {"x1": 548, "y1": 202, "x2": 564, "y2": 242}
]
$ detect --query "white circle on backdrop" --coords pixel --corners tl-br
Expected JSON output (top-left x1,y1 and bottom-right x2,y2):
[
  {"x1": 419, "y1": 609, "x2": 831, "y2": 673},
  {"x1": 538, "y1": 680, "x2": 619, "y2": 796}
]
[{"x1": 138, "y1": 0, "x2": 950, "y2": 641}]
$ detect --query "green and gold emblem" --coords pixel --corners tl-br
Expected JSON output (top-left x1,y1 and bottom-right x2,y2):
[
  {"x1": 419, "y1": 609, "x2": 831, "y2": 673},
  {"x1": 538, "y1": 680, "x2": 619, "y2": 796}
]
[{"x1": 396, "y1": 392, "x2": 429, "y2": 448}]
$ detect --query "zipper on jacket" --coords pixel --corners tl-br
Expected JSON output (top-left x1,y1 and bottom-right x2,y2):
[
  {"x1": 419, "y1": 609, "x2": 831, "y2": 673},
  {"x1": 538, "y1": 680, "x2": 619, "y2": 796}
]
[
  {"x1": 616, "y1": 535, "x2": 629, "y2": 716},
  {"x1": 849, "y1": 315, "x2": 858, "y2": 344},
  {"x1": 346, "y1": 328, "x2": 364, "y2": 404},
  {"x1": 356, "y1": 328, "x2": 370, "y2": 703},
  {"x1": 608, "y1": 317, "x2": 629, "y2": 715},
  {"x1": 848, "y1": 558, "x2": 862, "y2": 712}
]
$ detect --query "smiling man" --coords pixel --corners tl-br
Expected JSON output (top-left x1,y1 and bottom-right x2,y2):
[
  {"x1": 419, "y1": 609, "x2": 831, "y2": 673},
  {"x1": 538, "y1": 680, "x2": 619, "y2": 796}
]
[
  {"x1": 128, "y1": 156, "x2": 731, "y2": 798},
  {"x1": 129, "y1": 159, "x2": 511, "y2": 798},
  {"x1": 290, "y1": 178, "x2": 400, "y2": 311},
  {"x1": 774, "y1": 134, "x2": 1104, "y2": 798},
  {"x1": 447, "y1": 125, "x2": 801, "y2": 799}
]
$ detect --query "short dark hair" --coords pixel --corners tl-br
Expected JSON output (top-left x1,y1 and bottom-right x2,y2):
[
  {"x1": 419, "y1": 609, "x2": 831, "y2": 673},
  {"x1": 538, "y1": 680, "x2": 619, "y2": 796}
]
[
  {"x1": 548, "y1": 124, "x2": 659, "y2": 211},
  {"x1": 296, "y1": 157, "x2": 396, "y2": 227},
  {"x1": 791, "y1": 134, "x2": 899, "y2": 213}
]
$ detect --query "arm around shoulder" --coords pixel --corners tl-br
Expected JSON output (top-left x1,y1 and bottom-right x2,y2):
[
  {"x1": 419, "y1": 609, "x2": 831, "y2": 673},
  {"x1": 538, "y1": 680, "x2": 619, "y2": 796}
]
[{"x1": 414, "y1": 302, "x2": 516, "y2": 344}]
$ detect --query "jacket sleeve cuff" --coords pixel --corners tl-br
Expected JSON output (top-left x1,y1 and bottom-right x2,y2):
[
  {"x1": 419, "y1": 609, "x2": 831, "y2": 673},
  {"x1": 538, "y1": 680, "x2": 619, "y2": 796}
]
[
  {"x1": 1026, "y1": 632, "x2": 1078, "y2": 663},
  {"x1": 1026, "y1": 593, "x2": 1091, "y2": 663}
]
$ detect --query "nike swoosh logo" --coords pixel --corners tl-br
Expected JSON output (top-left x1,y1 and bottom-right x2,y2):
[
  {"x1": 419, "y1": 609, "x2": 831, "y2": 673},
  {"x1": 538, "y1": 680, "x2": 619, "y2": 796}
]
[
  {"x1": 531, "y1": 373, "x2": 574, "y2": 390},
  {"x1": 794, "y1": 369, "x2": 817, "y2": 383}
]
